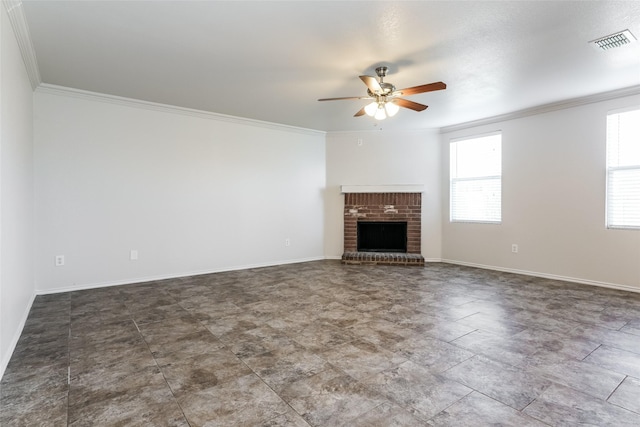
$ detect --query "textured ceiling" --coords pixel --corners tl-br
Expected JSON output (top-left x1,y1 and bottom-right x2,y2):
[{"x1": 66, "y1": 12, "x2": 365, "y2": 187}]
[{"x1": 21, "y1": 1, "x2": 640, "y2": 132}]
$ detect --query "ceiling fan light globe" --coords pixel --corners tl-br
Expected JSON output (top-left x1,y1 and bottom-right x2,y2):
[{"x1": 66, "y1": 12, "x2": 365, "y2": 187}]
[
  {"x1": 385, "y1": 102, "x2": 400, "y2": 117},
  {"x1": 374, "y1": 106, "x2": 387, "y2": 120},
  {"x1": 364, "y1": 102, "x2": 378, "y2": 116}
]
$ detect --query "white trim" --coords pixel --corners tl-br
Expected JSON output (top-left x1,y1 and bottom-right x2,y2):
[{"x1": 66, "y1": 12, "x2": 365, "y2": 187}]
[
  {"x1": 607, "y1": 104, "x2": 640, "y2": 116},
  {"x1": 440, "y1": 85, "x2": 640, "y2": 134},
  {"x1": 450, "y1": 130, "x2": 502, "y2": 143},
  {"x1": 3, "y1": 0, "x2": 41, "y2": 89},
  {"x1": 35, "y1": 257, "x2": 639, "y2": 296},
  {"x1": 441, "y1": 259, "x2": 640, "y2": 294},
  {"x1": 35, "y1": 84, "x2": 326, "y2": 137},
  {"x1": 8, "y1": 256, "x2": 636, "y2": 380},
  {"x1": 2, "y1": 0, "x2": 638, "y2": 137},
  {"x1": 0, "y1": 292, "x2": 36, "y2": 380},
  {"x1": 36, "y1": 256, "x2": 325, "y2": 295},
  {"x1": 341, "y1": 184, "x2": 424, "y2": 193},
  {"x1": 327, "y1": 128, "x2": 440, "y2": 137}
]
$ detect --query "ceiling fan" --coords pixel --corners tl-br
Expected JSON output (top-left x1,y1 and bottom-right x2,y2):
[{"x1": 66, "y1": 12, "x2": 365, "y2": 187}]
[{"x1": 318, "y1": 66, "x2": 446, "y2": 120}]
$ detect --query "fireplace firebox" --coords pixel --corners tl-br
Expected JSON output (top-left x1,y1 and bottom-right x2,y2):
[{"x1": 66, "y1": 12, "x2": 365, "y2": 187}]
[{"x1": 357, "y1": 221, "x2": 407, "y2": 253}]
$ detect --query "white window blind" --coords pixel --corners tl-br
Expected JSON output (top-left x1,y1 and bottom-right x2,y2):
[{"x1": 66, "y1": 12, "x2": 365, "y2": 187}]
[
  {"x1": 607, "y1": 108, "x2": 640, "y2": 229},
  {"x1": 450, "y1": 133, "x2": 502, "y2": 223}
]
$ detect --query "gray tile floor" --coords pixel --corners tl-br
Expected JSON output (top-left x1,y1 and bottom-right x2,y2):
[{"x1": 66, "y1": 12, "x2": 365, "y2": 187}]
[{"x1": 2, "y1": 261, "x2": 640, "y2": 426}]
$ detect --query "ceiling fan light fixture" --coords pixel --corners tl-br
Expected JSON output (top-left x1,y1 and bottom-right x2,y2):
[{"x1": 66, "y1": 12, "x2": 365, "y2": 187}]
[
  {"x1": 374, "y1": 105, "x2": 387, "y2": 120},
  {"x1": 385, "y1": 101, "x2": 399, "y2": 117},
  {"x1": 364, "y1": 101, "x2": 378, "y2": 117}
]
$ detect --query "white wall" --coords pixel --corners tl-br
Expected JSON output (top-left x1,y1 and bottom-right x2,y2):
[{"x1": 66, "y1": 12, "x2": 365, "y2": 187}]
[
  {"x1": 34, "y1": 90, "x2": 326, "y2": 292},
  {"x1": 325, "y1": 130, "x2": 442, "y2": 260},
  {"x1": 441, "y1": 95, "x2": 640, "y2": 291},
  {"x1": 1, "y1": 5, "x2": 35, "y2": 377}
]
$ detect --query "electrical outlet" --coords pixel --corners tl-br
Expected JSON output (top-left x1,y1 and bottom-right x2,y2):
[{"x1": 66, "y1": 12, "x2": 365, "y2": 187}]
[
  {"x1": 130, "y1": 250, "x2": 138, "y2": 260},
  {"x1": 285, "y1": 238, "x2": 291, "y2": 247},
  {"x1": 357, "y1": 138, "x2": 363, "y2": 146},
  {"x1": 55, "y1": 255, "x2": 65, "y2": 266},
  {"x1": 511, "y1": 244, "x2": 519, "y2": 253}
]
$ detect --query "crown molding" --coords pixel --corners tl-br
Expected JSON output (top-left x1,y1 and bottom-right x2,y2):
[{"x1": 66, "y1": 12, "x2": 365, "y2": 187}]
[
  {"x1": 440, "y1": 85, "x2": 640, "y2": 134},
  {"x1": 327, "y1": 128, "x2": 439, "y2": 137},
  {"x1": 29, "y1": 82, "x2": 640, "y2": 137},
  {"x1": 36, "y1": 84, "x2": 326, "y2": 136},
  {"x1": 3, "y1": 0, "x2": 41, "y2": 89}
]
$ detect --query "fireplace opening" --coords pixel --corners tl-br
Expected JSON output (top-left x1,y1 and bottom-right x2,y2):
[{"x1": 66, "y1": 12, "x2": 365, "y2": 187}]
[{"x1": 357, "y1": 221, "x2": 407, "y2": 253}]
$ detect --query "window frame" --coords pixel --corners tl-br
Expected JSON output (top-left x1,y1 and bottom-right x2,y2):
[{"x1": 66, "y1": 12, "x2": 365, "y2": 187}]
[
  {"x1": 606, "y1": 106, "x2": 640, "y2": 230},
  {"x1": 449, "y1": 131, "x2": 503, "y2": 224}
]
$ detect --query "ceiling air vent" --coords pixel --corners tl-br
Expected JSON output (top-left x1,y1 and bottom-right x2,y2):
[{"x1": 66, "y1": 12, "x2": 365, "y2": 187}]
[{"x1": 589, "y1": 29, "x2": 636, "y2": 51}]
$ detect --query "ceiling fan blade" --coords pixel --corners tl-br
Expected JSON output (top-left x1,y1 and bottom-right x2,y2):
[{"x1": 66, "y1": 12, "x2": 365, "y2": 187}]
[
  {"x1": 318, "y1": 96, "x2": 370, "y2": 101},
  {"x1": 394, "y1": 98, "x2": 428, "y2": 112},
  {"x1": 359, "y1": 75, "x2": 382, "y2": 93},
  {"x1": 354, "y1": 107, "x2": 366, "y2": 117},
  {"x1": 396, "y1": 82, "x2": 446, "y2": 96}
]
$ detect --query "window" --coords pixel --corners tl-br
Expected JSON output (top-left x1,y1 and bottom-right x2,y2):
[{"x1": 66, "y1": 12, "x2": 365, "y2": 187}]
[
  {"x1": 450, "y1": 132, "x2": 502, "y2": 223},
  {"x1": 606, "y1": 108, "x2": 640, "y2": 229}
]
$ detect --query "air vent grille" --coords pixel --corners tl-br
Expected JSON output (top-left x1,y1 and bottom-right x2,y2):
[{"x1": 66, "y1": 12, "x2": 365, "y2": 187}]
[{"x1": 590, "y1": 29, "x2": 636, "y2": 51}]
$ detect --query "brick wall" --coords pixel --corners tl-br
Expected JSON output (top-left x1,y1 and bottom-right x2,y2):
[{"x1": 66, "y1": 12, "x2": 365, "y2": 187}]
[{"x1": 343, "y1": 193, "x2": 422, "y2": 254}]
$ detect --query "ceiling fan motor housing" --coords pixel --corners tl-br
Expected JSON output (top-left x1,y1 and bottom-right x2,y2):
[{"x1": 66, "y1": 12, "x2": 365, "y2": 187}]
[{"x1": 367, "y1": 82, "x2": 395, "y2": 97}]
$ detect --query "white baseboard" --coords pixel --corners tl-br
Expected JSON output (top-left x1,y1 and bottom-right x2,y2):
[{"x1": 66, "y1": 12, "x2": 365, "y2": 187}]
[
  {"x1": 36, "y1": 256, "x2": 326, "y2": 295},
  {"x1": 440, "y1": 259, "x2": 640, "y2": 294},
  {"x1": 37, "y1": 256, "x2": 639, "y2": 296},
  {"x1": 1, "y1": 292, "x2": 36, "y2": 380},
  {"x1": 8, "y1": 256, "x2": 636, "y2": 380}
]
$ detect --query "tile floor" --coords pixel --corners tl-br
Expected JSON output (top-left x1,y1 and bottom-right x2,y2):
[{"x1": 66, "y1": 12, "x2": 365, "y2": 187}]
[{"x1": 2, "y1": 261, "x2": 640, "y2": 426}]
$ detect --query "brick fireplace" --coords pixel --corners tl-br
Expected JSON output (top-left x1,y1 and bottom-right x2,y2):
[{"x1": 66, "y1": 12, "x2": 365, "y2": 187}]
[{"x1": 342, "y1": 188, "x2": 425, "y2": 266}]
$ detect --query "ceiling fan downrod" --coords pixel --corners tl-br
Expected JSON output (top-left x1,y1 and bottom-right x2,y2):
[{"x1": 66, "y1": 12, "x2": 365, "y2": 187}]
[
  {"x1": 374, "y1": 66, "x2": 395, "y2": 95},
  {"x1": 375, "y1": 66, "x2": 389, "y2": 80}
]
